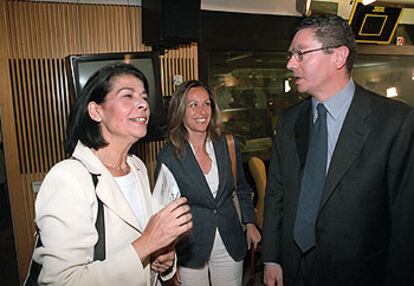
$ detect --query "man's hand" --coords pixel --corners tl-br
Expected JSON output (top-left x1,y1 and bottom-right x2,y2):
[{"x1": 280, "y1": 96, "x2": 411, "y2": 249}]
[{"x1": 264, "y1": 264, "x2": 284, "y2": 286}]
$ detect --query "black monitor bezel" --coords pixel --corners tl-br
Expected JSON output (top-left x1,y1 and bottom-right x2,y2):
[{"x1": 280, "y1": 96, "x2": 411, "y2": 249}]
[{"x1": 66, "y1": 51, "x2": 166, "y2": 143}]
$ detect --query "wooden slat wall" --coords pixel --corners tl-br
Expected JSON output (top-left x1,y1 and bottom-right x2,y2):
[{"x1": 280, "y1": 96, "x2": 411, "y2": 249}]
[
  {"x1": 0, "y1": 1, "x2": 198, "y2": 282},
  {"x1": 160, "y1": 47, "x2": 199, "y2": 97}
]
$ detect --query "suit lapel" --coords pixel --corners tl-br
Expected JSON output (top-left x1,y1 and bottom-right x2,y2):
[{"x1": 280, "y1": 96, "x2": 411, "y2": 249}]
[
  {"x1": 95, "y1": 172, "x2": 142, "y2": 232},
  {"x1": 295, "y1": 99, "x2": 312, "y2": 170},
  {"x1": 72, "y1": 143, "x2": 142, "y2": 232},
  {"x1": 213, "y1": 138, "x2": 230, "y2": 203},
  {"x1": 319, "y1": 87, "x2": 372, "y2": 210},
  {"x1": 181, "y1": 142, "x2": 216, "y2": 205}
]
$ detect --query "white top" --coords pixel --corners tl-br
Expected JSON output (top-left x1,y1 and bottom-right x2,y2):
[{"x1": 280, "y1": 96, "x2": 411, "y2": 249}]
[
  {"x1": 153, "y1": 139, "x2": 219, "y2": 211},
  {"x1": 189, "y1": 139, "x2": 219, "y2": 197},
  {"x1": 114, "y1": 171, "x2": 146, "y2": 229}
]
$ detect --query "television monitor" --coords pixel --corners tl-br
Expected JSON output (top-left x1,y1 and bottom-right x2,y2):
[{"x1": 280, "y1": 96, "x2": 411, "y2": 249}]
[{"x1": 66, "y1": 52, "x2": 166, "y2": 142}]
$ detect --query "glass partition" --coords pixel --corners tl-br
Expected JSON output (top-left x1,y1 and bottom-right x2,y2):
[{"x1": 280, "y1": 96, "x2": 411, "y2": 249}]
[
  {"x1": 208, "y1": 51, "x2": 302, "y2": 158},
  {"x1": 352, "y1": 54, "x2": 414, "y2": 107},
  {"x1": 208, "y1": 49, "x2": 414, "y2": 158}
]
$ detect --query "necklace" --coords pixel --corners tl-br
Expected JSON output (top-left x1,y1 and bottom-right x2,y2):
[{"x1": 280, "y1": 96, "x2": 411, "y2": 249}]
[{"x1": 102, "y1": 161, "x2": 129, "y2": 172}]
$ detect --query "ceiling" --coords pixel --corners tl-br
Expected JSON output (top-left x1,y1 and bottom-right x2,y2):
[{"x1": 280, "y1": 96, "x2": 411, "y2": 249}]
[
  {"x1": 31, "y1": 0, "x2": 414, "y2": 24},
  {"x1": 379, "y1": 0, "x2": 414, "y2": 5},
  {"x1": 31, "y1": 0, "x2": 414, "y2": 9}
]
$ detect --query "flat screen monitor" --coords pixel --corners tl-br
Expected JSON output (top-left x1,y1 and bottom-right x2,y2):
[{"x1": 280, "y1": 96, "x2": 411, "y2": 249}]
[{"x1": 66, "y1": 52, "x2": 166, "y2": 142}]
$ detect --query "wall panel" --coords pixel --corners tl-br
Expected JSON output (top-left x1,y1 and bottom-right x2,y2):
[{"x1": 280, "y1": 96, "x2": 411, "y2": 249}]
[{"x1": 0, "y1": 1, "x2": 198, "y2": 282}]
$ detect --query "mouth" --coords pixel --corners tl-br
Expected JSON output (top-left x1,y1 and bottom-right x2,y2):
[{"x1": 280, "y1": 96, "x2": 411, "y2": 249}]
[
  {"x1": 293, "y1": 76, "x2": 303, "y2": 83},
  {"x1": 194, "y1": 117, "x2": 207, "y2": 123},
  {"x1": 130, "y1": 116, "x2": 148, "y2": 124}
]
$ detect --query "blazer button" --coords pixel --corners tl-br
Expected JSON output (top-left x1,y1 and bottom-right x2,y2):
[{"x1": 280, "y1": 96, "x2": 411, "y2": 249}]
[{"x1": 213, "y1": 209, "x2": 217, "y2": 214}]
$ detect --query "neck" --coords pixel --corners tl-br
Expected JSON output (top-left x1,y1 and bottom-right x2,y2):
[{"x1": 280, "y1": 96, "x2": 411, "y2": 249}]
[
  {"x1": 313, "y1": 75, "x2": 350, "y2": 102},
  {"x1": 101, "y1": 161, "x2": 129, "y2": 171},
  {"x1": 187, "y1": 132, "x2": 207, "y2": 149},
  {"x1": 95, "y1": 144, "x2": 130, "y2": 171}
]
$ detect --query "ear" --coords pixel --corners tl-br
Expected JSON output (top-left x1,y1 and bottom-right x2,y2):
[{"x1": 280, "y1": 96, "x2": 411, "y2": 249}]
[
  {"x1": 333, "y1": 46, "x2": 349, "y2": 70},
  {"x1": 87, "y1": 101, "x2": 102, "y2": 123}
]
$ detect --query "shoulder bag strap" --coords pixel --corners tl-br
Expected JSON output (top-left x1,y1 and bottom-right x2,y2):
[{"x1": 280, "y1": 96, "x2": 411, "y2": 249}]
[
  {"x1": 71, "y1": 158, "x2": 105, "y2": 260},
  {"x1": 225, "y1": 134, "x2": 237, "y2": 188},
  {"x1": 91, "y1": 174, "x2": 105, "y2": 261},
  {"x1": 225, "y1": 134, "x2": 244, "y2": 227}
]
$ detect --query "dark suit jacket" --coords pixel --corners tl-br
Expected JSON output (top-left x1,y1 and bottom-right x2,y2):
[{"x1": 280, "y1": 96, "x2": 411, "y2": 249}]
[
  {"x1": 262, "y1": 85, "x2": 414, "y2": 286},
  {"x1": 156, "y1": 135, "x2": 256, "y2": 267}
]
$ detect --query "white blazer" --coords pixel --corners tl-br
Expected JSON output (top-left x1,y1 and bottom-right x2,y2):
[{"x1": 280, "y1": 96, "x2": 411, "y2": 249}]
[{"x1": 34, "y1": 142, "x2": 161, "y2": 285}]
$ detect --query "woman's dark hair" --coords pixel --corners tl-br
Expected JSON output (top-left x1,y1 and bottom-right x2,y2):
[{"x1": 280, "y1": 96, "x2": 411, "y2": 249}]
[
  {"x1": 64, "y1": 63, "x2": 149, "y2": 156},
  {"x1": 167, "y1": 80, "x2": 222, "y2": 158}
]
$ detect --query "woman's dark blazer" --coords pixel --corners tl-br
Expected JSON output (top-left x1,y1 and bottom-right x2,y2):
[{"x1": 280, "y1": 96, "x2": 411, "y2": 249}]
[{"x1": 155, "y1": 135, "x2": 256, "y2": 267}]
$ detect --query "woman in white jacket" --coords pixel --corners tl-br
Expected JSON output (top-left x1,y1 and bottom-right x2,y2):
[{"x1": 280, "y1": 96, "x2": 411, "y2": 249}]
[{"x1": 33, "y1": 63, "x2": 192, "y2": 285}]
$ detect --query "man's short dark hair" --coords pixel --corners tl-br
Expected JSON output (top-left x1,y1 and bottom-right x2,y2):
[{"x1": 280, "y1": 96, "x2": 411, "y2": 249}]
[
  {"x1": 297, "y1": 14, "x2": 357, "y2": 72},
  {"x1": 65, "y1": 63, "x2": 149, "y2": 155}
]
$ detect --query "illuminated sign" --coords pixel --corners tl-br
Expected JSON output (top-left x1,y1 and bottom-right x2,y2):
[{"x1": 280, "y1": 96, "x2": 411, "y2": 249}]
[{"x1": 348, "y1": 0, "x2": 402, "y2": 44}]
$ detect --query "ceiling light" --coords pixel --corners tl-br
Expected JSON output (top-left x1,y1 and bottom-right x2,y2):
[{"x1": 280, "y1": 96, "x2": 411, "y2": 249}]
[
  {"x1": 362, "y1": 0, "x2": 376, "y2": 5},
  {"x1": 224, "y1": 75, "x2": 238, "y2": 87},
  {"x1": 284, "y1": 79, "x2": 291, "y2": 93},
  {"x1": 386, "y1": 87, "x2": 398, "y2": 98}
]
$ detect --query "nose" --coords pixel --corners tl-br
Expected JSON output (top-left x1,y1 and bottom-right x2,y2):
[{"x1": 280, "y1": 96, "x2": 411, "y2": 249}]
[
  {"x1": 197, "y1": 105, "x2": 209, "y2": 115},
  {"x1": 286, "y1": 56, "x2": 297, "y2": 71},
  {"x1": 135, "y1": 98, "x2": 149, "y2": 111}
]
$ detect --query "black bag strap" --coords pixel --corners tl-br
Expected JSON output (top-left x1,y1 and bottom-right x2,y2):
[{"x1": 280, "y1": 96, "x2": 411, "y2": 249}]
[
  {"x1": 92, "y1": 173, "x2": 105, "y2": 261},
  {"x1": 71, "y1": 157, "x2": 105, "y2": 260},
  {"x1": 25, "y1": 235, "x2": 42, "y2": 286},
  {"x1": 34, "y1": 170, "x2": 104, "y2": 253}
]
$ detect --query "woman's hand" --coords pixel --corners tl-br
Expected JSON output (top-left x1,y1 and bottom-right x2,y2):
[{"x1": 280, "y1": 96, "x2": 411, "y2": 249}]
[
  {"x1": 162, "y1": 267, "x2": 181, "y2": 286},
  {"x1": 133, "y1": 197, "x2": 192, "y2": 262},
  {"x1": 246, "y1": 223, "x2": 261, "y2": 251},
  {"x1": 151, "y1": 245, "x2": 175, "y2": 274}
]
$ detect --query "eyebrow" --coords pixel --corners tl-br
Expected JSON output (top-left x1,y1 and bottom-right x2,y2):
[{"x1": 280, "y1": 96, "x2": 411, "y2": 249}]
[
  {"x1": 289, "y1": 44, "x2": 307, "y2": 51},
  {"x1": 116, "y1": 87, "x2": 147, "y2": 96},
  {"x1": 116, "y1": 87, "x2": 133, "y2": 93},
  {"x1": 188, "y1": 99, "x2": 210, "y2": 103}
]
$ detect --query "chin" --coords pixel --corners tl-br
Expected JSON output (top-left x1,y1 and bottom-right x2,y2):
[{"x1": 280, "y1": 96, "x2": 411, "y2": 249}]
[
  {"x1": 296, "y1": 85, "x2": 307, "y2": 94},
  {"x1": 133, "y1": 131, "x2": 147, "y2": 142}
]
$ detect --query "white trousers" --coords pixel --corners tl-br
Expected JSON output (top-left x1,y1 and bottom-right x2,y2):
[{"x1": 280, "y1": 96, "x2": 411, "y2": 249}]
[{"x1": 180, "y1": 229, "x2": 243, "y2": 286}]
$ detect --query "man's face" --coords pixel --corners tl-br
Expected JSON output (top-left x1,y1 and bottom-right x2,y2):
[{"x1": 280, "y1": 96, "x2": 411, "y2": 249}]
[{"x1": 287, "y1": 28, "x2": 338, "y2": 99}]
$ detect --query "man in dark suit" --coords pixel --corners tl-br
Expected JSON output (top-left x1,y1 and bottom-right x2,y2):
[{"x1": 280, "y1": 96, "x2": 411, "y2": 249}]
[{"x1": 262, "y1": 14, "x2": 414, "y2": 286}]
